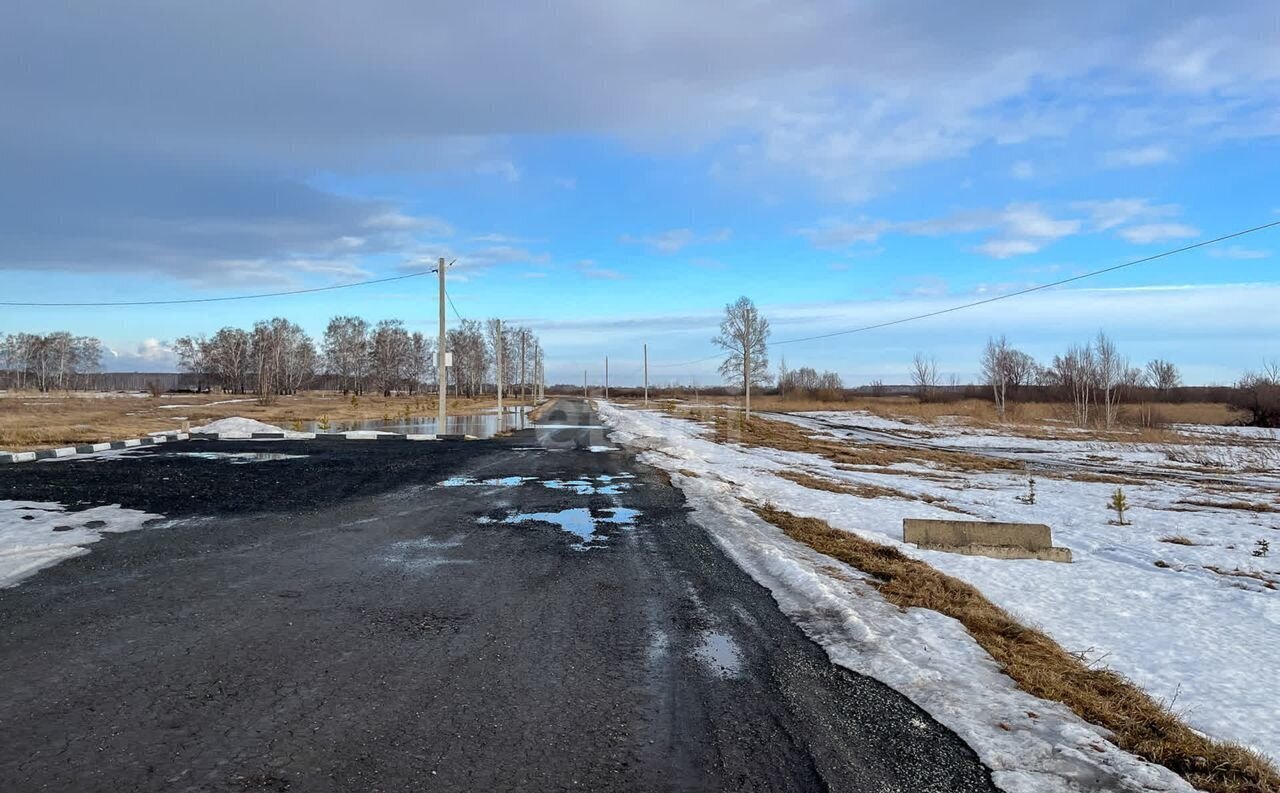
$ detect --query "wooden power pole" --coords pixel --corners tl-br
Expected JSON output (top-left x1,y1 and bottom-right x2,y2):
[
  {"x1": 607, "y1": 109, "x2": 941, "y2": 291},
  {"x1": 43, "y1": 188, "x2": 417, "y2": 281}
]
[{"x1": 437, "y1": 257, "x2": 447, "y2": 433}]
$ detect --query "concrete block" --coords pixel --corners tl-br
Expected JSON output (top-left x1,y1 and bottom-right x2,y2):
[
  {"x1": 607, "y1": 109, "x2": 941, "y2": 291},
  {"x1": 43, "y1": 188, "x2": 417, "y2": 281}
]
[
  {"x1": 188, "y1": 433, "x2": 219, "y2": 440},
  {"x1": 375, "y1": 433, "x2": 408, "y2": 441},
  {"x1": 903, "y1": 518, "x2": 1072, "y2": 563},
  {"x1": 435, "y1": 433, "x2": 468, "y2": 441},
  {"x1": 250, "y1": 432, "x2": 286, "y2": 439},
  {"x1": 313, "y1": 433, "x2": 348, "y2": 440}
]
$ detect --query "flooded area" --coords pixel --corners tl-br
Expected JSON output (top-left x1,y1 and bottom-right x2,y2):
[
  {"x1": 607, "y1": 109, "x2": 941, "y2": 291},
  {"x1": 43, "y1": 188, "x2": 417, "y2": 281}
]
[{"x1": 301, "y1": 406, "x2": 532, "y2": 439}]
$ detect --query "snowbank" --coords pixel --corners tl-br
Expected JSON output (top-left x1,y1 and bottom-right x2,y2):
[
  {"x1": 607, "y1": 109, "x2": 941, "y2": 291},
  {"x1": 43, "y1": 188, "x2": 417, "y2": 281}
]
[
  {"x1": 189, "y1": 416, "x2": 304, "y2": 438},
  {"x1": 1, "y1": 500, "x2": 169, "y2": 587},
  {"x1": 597, "y1": 401, "x2": 1222, "y2": 791}
]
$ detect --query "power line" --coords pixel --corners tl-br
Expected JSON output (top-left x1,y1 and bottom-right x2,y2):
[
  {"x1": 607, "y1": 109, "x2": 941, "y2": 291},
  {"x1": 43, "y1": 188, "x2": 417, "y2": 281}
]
[
  {"x1": 653, "y1": 218, "x2": 1280, "y2": 367},
  {"x1": 0, "y1": 266, "x2": 442, "y2": 307}
]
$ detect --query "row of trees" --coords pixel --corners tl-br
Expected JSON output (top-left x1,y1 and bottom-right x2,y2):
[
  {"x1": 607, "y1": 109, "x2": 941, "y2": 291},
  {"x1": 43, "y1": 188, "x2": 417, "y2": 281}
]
[
  {"x1": 0, "y1": 332, "x2": 104, "y2": 391},
  {"x1": 174, "y1": 316, "x2": 544, "y2": 400},
  {"x1": 777, "y1": 360, "x2": 844, "y2": 401}
]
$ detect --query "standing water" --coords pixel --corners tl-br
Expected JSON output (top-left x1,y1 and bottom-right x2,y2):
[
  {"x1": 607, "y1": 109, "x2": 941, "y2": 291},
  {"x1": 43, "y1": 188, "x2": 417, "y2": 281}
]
[{"x1": 301, "y1": 406, "x2": 532, "y2": 438}]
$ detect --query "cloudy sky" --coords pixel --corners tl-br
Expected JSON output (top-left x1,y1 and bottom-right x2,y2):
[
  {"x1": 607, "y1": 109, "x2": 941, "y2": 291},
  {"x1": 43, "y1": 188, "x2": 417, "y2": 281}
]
[{"x1": 3, "y1": 1, "x2": 1278, "y2": 384}]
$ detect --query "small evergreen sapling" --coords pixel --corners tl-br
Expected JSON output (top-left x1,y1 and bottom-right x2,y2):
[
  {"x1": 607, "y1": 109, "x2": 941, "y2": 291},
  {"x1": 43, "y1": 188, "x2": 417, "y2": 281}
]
[
  {"x1": 1109, "y1": 487, "x2": 1130, "y2": 525},
  {"x1": 1254, "y1": 539, "x2": 1270, "y2": 558}
]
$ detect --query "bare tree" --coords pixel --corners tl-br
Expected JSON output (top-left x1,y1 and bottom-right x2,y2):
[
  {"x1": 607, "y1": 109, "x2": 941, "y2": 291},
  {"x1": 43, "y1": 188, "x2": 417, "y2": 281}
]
[
  {"x1": 712, "y1": 296, "x2": 771, "y2": 418},
  {"x1": 910, "y1": 353, "x2": 939, "y2": 402},
  {"x1": 1094, "y1": 331, "x2": 1126, "y2": 429},
  {"x1": 251, "y1": 318, "x2": 315, "y2": 400},
  {"x1": 447, "y1": 319, "x2": 488, "y2": 398},
  {"x1": 1050, "y1": 343, "x2": 1097, "y2": 427},
  {"x1": 369, "y1": 319, "x2": 413, "y2": 396},
  {"x1": 206, "y1": 327, "x2": 251, "y2": 393},
  {"x1": 174, "y1": 335, "x2": 210, "y2": 392},
  {"x1": 406, "y1": 332, "x2": 435, "y2": 395},
  {"x1": 981, "y1": 336, "x2": 1011, "y2": 420},
  {"x1": 1235, "y1": 360, "x2": 1280, "y2": 427},
  {"x1": 323, "y1": 316, "x2": 371, "y2": 395},
  {"x1": 1145, "y1": 359, "x2": 1181, "y2": 395}
]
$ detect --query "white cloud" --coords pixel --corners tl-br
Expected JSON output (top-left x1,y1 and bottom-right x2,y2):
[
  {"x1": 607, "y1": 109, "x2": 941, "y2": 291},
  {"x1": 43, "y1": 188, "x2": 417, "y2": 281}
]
[
  {"x1": 1010, "y1": 161, "x2": 1035, "y2": 180},
  {"x1": 620, "y1": 228, "x2": 731, "y2": 253},
  {"x1": 575, "y1": 259, "x2": 626, "y2": 280},
  {"x1": 808, "y1": 203, "x2": 1081, "y2": 258},
  {"x1": 1071, "y1": 198, "x2": 1179, "y2": 231},
  {"x1": 1102, "y1": 145, "x2": 1174, "y2": 167},
  {"x1": 1119, "y1": 223, "x2": 1200, "y2": 243},
  {"x1": 1209, "y1": 245, "x2": 1270, "y2": 260}
]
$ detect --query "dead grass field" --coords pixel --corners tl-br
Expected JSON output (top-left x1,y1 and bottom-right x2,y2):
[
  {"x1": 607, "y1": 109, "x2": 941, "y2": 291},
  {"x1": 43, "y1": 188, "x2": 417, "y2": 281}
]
[
  {"x1": 751, "y1": 504, "x2": 1280, "y2": 793},
  {"x1": 0, "y1": 391, "x2": 530, "y2": 451},
  {"x1": 665, "y1": 404, "x2": 1022, "y2": 474}
]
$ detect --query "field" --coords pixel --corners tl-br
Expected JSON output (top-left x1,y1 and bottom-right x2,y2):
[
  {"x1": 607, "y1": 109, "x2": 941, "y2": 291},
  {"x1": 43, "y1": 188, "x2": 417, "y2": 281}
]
[{"x1": 0, "y1": 390, "x2": 533, "y2": 451}]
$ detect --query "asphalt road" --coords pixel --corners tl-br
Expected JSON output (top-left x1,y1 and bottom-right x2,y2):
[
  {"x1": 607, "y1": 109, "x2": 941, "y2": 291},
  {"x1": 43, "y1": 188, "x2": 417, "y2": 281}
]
[{"x1": 0, "y1": 399, "x2": 996, "y2": 793}]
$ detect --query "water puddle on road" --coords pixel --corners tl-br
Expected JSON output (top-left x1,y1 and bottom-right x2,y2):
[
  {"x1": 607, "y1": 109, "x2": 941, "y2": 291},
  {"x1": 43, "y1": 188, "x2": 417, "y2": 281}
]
[
  {"x1": 541, "y1": 472, "x2": 635, "y2": 495},
  {"x1": 482, "y1": 507, "x2": 641, "y2": 550},
  {"x1": 439, "y1": 475, "x2": 537, "y2": 488},
  {"x1": 694, "y1": 631, "x2": 744, "y2": 679},
  {"x1": 163, "y1": 451, "x2": 308, "y2": 464}
]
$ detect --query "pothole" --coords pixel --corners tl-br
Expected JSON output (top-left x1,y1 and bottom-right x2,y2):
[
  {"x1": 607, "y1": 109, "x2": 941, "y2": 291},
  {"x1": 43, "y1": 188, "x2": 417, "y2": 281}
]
[{"x1": 164, "y1": 451, "x2": 308, "y2": 464}]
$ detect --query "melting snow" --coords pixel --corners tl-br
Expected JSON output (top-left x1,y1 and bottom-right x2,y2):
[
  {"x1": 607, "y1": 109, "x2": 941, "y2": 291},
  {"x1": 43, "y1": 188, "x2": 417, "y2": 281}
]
[{"x1": 1, "y1": 500, "x2": 170, "y2": 588}]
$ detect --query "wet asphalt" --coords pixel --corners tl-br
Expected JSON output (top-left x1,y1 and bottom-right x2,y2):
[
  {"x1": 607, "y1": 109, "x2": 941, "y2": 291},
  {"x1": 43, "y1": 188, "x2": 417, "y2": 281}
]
[{"x1": 0, "y1": 399, "x2": 996, "y2": 793}]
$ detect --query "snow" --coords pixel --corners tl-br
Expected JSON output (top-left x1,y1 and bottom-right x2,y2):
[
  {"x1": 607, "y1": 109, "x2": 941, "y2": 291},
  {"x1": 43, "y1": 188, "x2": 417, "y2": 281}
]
[
  {"x1": 188, "y1": 416, "x2": 311, "y2": 439},
  {"x1": 157, "y1": 397, "x2": 256, "y2": 409},
  {"x1": 597, "y1": 401, "x2": 1279, "y2": 788},
  {"x1": 1, "y1": 500, "x2": 170, "y2": 587}
]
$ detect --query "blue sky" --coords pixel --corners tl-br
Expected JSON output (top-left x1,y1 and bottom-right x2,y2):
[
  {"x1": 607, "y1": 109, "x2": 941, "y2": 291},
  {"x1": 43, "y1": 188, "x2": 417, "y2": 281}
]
[{"x1": 2, "y1": 2, "x2": 1278, "y2": 385}]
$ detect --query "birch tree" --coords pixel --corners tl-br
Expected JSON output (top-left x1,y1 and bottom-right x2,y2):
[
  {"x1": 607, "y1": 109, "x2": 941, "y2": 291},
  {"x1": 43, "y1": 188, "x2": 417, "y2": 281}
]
[
  {"x1": 712, "y1": 296, "x2": 771, "y2": 418},
  {"x1": 981, "y1": 336, "x2": 1011, "y2": 420},
  {"x1": 910, "y1": 353, "x2": 939, "y2": 402},
  {"x1": 323, "y1": 316, "x2": 371, "y2": 395},
  {"x1": 1095, "y1": 331, "x2": 1126, "y2": 430}
]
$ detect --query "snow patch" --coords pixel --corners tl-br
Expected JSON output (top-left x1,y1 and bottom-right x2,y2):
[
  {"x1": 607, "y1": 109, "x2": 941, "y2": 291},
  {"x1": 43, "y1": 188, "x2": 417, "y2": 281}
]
[{"x1": 1, "y1": 500, "x2": 170, "y2": 587}]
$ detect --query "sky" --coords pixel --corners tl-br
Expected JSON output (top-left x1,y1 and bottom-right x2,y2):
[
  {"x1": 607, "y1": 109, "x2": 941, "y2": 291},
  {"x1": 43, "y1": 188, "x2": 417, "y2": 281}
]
[{"x1": 2, "y1": 1, "x2": 1278, "y2": 386}]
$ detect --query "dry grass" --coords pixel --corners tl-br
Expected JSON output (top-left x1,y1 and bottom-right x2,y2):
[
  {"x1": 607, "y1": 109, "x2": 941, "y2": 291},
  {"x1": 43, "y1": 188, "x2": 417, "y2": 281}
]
[
  {"x1": 732, "y1": 394, "x2": 1246, "y2": 429},
  {"x1": 672, "y1": 405, "x2": 1020, "y2": 474},
  {"x1": 1177, "y1": 498, "x2": 1278, "y2": 514},
  {"x1": 751, "y1": 504, "x2": 1280, "y2": 793},
  {"x1": 0, "y1": 391, "x2": 520, "y2": 451},
  {"x1": 1159, "y1": 535, "x2": 1199, "y2": 546},
  {"x1": 775, "y1": 469, "x2": 953, "y2": 506}
]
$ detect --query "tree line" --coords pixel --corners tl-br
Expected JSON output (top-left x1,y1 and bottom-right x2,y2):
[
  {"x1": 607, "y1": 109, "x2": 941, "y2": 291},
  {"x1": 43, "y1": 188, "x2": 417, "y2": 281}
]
[
  {"x1": 174, "y1": 315, "x2": 545, "y2": 399},
  {"x1": 0, "y1": 332, "x2": 104, "y2": 391}
]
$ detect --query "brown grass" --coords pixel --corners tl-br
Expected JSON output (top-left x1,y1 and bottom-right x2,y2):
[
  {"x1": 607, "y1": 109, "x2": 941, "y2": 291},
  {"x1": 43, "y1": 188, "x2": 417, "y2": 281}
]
[
  {"x1": 674, "y1": 406, "x2": 1020, "y2": 474},
  {"x1": 750, "y1": 504, "x2": 1280, "y2": 793},
  {"x1": 775, "y1": 469, "x2": 952, "y2": 505},
  {"x1": 1177, "y1": 498, "x2": 1278, "y2": 514},
  {"x1": 1159, "y1": 536, "x2": 1199, "y2": 546},
  {"x1": 718, "y1": 394, "x2": 1246, "y2": 429},
  {"x1": 0, "y1": 391, "x2": 520, "y2": 451}
]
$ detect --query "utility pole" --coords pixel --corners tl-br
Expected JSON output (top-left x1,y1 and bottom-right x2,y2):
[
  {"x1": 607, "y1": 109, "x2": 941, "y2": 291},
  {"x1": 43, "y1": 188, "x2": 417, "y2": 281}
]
[
  {"x1": 520, "y1": 330, "x2": 527, "y2": 405},
  {"x1": 604, "y1": 356, "x2": 609, "y2": 400},
  {"x1": 744, "y1": 310, "x2": 751, "y2": 419},
  {"x1": 583, "y1": 369, "x2": 588, "y2": 399},
  {"x1": 496, "y1": 318, "x2": 503, "y2": 418},
  {"x1": 437, "y1": 257, "x2": 447, "y2": 433},
  {"x1": 643, "y1": 343, "x2": 648, "y2": 406}
]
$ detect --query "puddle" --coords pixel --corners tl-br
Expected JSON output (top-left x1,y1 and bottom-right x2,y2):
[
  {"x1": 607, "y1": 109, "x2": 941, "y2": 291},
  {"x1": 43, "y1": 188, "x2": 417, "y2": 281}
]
[
  {"x1": 586, "y1": 446, "x2": 620, "y2": 453},
  {"x1": 303, "y1": 406, "x2": 531, "y2": 438},
  {"x1": 492, "y1": 507, "x2": 640, "y2": 550},
  {"x1": 439, "y1": 475, "x2": 537, "y2": 488},
  {"x1": 541, "y1": 473, "x2": 634, "y2": 495},
  {"x1": 694, "y1": 631, "x2": 744, "y2": 678},
  {"x1": 164, "y1": 451, "x2": 308, "y2": 464}
]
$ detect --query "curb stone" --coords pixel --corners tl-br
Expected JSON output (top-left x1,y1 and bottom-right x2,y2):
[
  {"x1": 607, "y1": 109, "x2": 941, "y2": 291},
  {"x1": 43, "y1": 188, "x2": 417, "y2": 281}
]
[{"x1": 0, "y1": 430, "x2": 468, "y2": 464}]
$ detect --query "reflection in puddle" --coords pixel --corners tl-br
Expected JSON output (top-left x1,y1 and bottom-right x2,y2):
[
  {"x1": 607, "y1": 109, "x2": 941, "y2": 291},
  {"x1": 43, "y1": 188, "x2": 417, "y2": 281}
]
[
  {"x1": 541, "y1": 472, "x2": 634, "y2": 495},
  {"x1": 439, "y1": 475, "x2": 537, "y2": 488},
  {"x1": 694, "y1": 631, "x2": 744, "y2": 678},
  {"x1": 165, "y1": 451, "x2": 308, "y2": 464},
  {"x1": 487, "y1": 507, "x2": 640, "y2": 550}
]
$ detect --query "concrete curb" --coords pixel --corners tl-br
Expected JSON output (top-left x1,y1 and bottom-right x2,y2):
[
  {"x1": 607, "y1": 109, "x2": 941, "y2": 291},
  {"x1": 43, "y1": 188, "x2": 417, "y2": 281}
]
[{"x1": 1, "y1": 430, "x2": 477, "y2": 465}]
